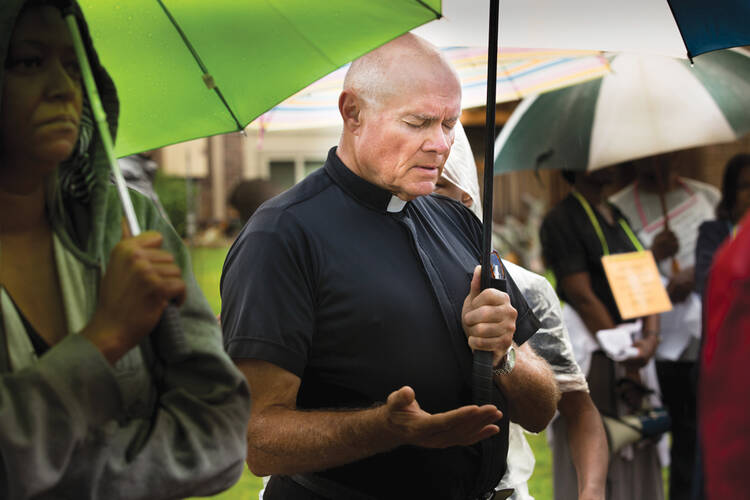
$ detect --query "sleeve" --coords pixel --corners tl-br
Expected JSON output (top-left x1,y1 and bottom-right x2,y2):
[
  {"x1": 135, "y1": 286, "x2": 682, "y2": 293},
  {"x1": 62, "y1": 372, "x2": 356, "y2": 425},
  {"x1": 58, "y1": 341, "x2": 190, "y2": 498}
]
[
  {"x1": 496, "y1": 262, "x2": 540, "y2": 346},
  {"x1": 524, "y1": 274, "x2": 589, "y2": 393},
  {"x1": 0, "y1": 192, "x2": 251, "y2": 500},
  {"x1": 94, "y1": 193, "x2": 252, "y2": 499},
  {"x1": 0, "y1": 334, "x2": 123, "y2": 499},
  {"x1": 220, "y1": 207, "x2": 316, "y2": 378},
  {"x1": 695, "y1": 220, "x2": 730, "y2": 297},
  {"x1": 539, "y1": 205, "x2": 590, "y2": 281}
]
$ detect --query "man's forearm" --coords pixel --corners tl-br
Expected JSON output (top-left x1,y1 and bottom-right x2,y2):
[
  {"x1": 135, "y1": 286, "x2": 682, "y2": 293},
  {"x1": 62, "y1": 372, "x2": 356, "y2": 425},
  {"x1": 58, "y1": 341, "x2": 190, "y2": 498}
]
[
  {"x1": 246, "y1": 403, "x2": 395, "y2": 476},
  {"x1": 559, "y1": 391, "x2": 608, "y2": 500},
  {"x1": 496, "y1": 344, "x2": 560, "y2": 432}
]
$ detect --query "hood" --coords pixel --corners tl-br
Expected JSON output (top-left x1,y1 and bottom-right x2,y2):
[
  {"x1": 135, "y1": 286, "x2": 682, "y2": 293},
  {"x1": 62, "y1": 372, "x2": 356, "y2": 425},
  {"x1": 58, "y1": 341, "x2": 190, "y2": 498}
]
[
  {"x1": 442, "y1": 121, "x2": 483, "y2": 220},
  {"x1": 2, "y1": 0, "x2": 121, "y2": 257}
]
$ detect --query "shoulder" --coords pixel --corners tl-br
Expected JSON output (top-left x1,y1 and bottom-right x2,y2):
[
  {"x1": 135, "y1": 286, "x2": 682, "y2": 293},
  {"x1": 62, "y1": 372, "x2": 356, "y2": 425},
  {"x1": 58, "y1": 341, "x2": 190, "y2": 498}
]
[
  {"x1": 502, "y1": 260, "x2": 556, "y2": 311},
  {"x1": 684, "y1": 178, "x2": 721, "y2": 205},
  {"x1": 699, "y1": 219, "x2": 731, "y2": 240},
  {"x1": 609, "y1": 183, "x2": 636, "y2": 205},
  {"x1": 416, "y1": 193, "x2": 482, "y2": 236},
  {"x1": 609, "y1": 183, "x2": 638, "y2": 217},
  {"x1": 541, "y1": 195, "x2": 578, "y2": 230}
]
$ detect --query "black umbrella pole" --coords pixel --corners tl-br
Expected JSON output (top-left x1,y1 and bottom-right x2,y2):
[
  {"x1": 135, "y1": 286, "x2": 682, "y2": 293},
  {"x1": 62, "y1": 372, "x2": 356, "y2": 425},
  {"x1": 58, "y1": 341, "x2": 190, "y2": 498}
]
[
  {"x1": 66, "y1": 13, "x2": 189, "y2": 361},
  {"x1": 473, "y1": 0, "x2": 501, "y2": 407}
]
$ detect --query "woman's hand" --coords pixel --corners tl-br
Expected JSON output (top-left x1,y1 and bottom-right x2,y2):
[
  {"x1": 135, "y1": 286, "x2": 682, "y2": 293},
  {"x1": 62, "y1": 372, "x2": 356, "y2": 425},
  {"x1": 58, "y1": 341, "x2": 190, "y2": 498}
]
[{"x1": 82, "y1": 227, "x2": 186, "y2": 364}]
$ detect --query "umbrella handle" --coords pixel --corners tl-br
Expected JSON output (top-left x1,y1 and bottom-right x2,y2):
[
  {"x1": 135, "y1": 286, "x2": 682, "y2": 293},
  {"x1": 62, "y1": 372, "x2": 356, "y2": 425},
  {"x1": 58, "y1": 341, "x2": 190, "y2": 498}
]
[
  {"x1": 473, "y1": 350, "x2": 495, "y2": 405},
  {"x1": 474, "y1": 0, "x2": 501, "y2": 406},
  {"x1": 65, "y1": 13, "x2": 140, "y2": 237},
  {"x1": 65, "y1": 13, "x2": 189, "y2": 361}
]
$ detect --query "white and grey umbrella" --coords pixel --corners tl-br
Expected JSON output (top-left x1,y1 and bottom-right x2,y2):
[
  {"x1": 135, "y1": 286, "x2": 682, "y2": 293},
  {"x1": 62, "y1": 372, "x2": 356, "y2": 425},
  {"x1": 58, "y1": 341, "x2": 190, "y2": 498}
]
[{"x1": 494, "y1": 49, "x2": 750, "y2": 174}]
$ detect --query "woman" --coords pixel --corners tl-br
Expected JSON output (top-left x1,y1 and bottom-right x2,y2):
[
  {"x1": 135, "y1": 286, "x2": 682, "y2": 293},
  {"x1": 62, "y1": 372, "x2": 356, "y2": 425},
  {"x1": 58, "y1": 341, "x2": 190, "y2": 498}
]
[
  {"x1": 695, "y1": 153, "x2": 750, "y2": 296},
  {"x1": 539, "y1": 168, "x2": 663, "y2": 500},
  {"x1": 0, "y1": 1, "x2": 249, "y2": 498}
]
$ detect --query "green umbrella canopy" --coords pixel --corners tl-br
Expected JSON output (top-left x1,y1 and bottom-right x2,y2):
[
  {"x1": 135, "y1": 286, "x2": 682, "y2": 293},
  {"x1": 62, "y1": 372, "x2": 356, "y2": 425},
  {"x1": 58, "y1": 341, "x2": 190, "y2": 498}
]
[{"x1": 78, "y1": 0, "x2": 441, "y2": 157}]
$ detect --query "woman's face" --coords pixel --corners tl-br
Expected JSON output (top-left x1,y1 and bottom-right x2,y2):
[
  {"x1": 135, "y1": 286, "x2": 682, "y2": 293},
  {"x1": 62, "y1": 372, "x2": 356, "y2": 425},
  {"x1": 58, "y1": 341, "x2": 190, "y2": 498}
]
[
  {"x1": 434, "y1": 177, "x2": 473, "y2": 208},
  {"x1": 1, "y1": 6, "x2": 82, "y2": 175}
]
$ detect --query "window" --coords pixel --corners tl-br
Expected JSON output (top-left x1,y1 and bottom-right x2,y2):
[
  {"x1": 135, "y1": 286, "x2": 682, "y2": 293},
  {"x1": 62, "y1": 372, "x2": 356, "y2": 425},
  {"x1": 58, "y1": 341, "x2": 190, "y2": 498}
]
[{"x1": 264, "y1": 155, "x2": 326, "y2": 188}]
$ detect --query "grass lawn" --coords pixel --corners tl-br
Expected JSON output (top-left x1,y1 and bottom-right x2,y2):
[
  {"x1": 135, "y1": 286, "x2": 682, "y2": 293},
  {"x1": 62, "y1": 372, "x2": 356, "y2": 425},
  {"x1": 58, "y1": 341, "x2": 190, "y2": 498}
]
[{"x1": 188, "y1": 245, "x2": 667, "y2": 500}]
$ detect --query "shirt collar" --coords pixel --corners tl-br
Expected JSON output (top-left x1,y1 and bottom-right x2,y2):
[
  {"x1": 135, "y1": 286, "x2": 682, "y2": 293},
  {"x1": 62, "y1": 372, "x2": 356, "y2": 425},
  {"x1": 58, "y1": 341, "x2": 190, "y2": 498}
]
[{"x1": 324, "y1": 147, "x2": 408, "y2": 213}]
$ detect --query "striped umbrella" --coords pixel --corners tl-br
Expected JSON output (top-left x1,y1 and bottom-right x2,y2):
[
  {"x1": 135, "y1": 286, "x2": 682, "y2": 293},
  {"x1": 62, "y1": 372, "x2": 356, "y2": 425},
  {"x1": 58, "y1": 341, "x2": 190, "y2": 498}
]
[
  {"x1": 249, "y1": 47, "x2": 609, "y2": 131},
  {"x1": 494, "y1": 49, "x2": 750, "y2": 174}
]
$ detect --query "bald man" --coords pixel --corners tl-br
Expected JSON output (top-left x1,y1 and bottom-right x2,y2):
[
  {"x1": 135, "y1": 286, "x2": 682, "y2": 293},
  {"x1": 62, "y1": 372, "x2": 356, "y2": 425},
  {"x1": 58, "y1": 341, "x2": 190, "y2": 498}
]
[{"x1": 220, "y1": 34, "x2": 559, "y2": 500}]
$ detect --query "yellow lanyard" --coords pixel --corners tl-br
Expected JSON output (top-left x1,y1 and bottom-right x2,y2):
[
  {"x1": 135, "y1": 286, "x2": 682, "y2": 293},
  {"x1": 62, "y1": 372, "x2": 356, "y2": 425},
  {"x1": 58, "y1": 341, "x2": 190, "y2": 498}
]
[{"x1": 572, "y1": 191, "x2": 644, "y2": 256}]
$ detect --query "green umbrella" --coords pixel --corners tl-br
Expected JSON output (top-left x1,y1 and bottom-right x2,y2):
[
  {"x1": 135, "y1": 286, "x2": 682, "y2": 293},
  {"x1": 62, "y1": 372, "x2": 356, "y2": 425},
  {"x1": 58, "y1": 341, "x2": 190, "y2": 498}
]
[
  {"x1": 65, "y1": 1, "x2": 440, "y2": 351},
  {"x1": 77, "y1": 0, "x2": 441, "y2": 157}
]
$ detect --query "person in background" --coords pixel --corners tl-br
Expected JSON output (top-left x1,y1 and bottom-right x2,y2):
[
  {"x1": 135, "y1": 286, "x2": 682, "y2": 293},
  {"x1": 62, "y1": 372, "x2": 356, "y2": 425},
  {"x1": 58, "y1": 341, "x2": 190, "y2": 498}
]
[
  {"x1": 698, "y1": 213, "x2": 750, "y2": 500},
  {"x1": 435, "y1": 123, "x2": 607, "y2": 500},
  {"x1": 0, "y1": 1, "x2": 250, "y2": 497},
  {"x1": 221, "y1": 33, "x2": 559, "y2": 500},
  {"x1": 119, "y1": 152, "x2": 169, "y2": 221},
  {"x1": 226, "y1": 178, "x2": 281, "y2": 236},
  {"x1": 610, "y1": 157, "x2": 719, "y2": 500},
  {"x1": 694, "y1": 153, "x2": 750, "y2": 296},
  {"x1": 689, "y1": 153, "x2": 750, "y2": 500},
  {"x1": 540, "y1": 168, "x2": 663, "y2": 500}
]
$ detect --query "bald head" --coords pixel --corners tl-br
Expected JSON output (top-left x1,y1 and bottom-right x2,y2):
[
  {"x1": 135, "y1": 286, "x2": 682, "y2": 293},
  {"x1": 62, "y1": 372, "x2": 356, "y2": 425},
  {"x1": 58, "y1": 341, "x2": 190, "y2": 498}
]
[
  {"x1": 336, "y1": 33, "x2": 463, "y2": 201},
  {"x1": 343, "y1": 33, "x2": 461, "y2": 110}
]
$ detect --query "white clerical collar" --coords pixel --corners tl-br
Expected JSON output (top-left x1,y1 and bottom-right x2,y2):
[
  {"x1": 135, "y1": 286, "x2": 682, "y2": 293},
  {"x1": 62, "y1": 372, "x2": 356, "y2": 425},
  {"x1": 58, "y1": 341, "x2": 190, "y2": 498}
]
[{"x1": 386, "y1": 195, "x2": 407, "y2": 213}]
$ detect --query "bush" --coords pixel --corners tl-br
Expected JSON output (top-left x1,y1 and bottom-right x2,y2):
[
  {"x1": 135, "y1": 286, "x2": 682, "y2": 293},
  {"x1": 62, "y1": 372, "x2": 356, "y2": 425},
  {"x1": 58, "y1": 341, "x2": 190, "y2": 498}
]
[{"x1": 153, "y1": 170, "x2": 191, "y2": 238}]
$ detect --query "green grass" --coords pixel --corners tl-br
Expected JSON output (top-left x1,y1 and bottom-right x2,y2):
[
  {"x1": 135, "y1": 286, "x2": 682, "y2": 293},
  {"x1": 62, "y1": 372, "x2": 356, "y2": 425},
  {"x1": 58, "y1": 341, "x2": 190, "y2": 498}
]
[{"x1": 188, "y1": 246, "x2": 668, "y2": 500}]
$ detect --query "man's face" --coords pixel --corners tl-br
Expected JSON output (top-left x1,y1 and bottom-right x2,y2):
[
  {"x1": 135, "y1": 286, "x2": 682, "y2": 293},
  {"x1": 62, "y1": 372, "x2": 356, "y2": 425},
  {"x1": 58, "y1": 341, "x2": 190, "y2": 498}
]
[
  {"x1": 1, "y1": 6, "x2": 83, "y2": 173},
  {"x1": 350, "y1": 72, "x2": 462, "y2": 201}
]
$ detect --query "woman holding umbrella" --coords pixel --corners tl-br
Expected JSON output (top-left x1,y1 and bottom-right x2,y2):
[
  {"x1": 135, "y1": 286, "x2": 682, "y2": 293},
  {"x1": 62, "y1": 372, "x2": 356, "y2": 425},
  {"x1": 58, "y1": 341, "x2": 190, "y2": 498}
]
[
  {"x1": 539, "y1": 168, "x2": 664, "y2": 500},
  {"x1": 0, "y1": 1, "x2": 249, "y2": 497}
]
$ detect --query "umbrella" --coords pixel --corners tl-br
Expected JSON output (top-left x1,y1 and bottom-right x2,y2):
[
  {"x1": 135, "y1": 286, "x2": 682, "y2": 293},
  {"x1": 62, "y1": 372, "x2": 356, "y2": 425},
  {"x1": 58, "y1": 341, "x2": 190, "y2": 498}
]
[
  {"x1": 432, "y1": 0, "x2": 750, "y2": 407},
  {"x1": 414, "y1": 0, "x2": 750, "y2": 60},
  {"x1": 75, "y1": 0, "x2": 441, "y2": 157},
  {"x1": 493, "y1": 49, "x2": 750, "y2": 175},
  {"x1": 249, "y1": 47, "x2": 610, "y2": 131},
  {"x1": 65, "y1": 1, "x2": 441, "y2": 358}
]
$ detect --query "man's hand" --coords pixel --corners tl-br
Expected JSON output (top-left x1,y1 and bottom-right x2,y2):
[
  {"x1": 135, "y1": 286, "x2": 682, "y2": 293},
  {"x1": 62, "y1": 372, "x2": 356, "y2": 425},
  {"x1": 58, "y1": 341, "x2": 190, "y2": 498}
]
[
  {"x1": 650, "y1": 229, "x2": 679, "y2": 262},
  {"x1": 382, "y1": 386, "x2": 502, "y2": 448},
  {"x1": 82, "y1": 226, "x2": 186, "y2": 364},
  {"x1": 462, "y1": 266, "x2": 517, "y2": 368},
  {"x1": 239, "y1": 360, "x2": 503, "y2": 476}
]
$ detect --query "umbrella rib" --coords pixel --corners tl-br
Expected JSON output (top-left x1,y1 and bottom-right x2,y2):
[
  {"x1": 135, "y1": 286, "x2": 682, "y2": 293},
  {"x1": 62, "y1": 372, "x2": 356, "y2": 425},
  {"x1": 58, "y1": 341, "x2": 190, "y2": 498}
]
[
  {"x1": 414, "y1": 0, "x2": 442, "y2": 20},
  {"x1": 156, "y1": 0, "x2": 244, "y2": 131},
  {"x1": 664, "y1": 0, "x2": 694, "y2": 62}
]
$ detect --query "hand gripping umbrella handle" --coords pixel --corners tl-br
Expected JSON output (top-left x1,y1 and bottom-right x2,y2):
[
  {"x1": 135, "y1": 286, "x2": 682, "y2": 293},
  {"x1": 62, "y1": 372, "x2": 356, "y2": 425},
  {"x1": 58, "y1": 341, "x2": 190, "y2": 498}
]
[{"x1": 66, "y1": 13, "x2": 188, "y2": 361}]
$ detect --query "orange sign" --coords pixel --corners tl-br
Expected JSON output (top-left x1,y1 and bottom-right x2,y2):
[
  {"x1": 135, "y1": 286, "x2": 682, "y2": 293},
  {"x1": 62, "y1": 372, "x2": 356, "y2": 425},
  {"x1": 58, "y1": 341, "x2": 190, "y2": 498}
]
[{"x1": 601, "y1": 250, "x2": 672, "y2": 320}]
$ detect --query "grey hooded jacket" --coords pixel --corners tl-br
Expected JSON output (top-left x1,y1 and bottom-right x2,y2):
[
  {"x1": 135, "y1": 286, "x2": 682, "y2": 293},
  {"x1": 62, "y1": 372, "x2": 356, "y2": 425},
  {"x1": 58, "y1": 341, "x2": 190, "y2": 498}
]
[{"x1": 0, "y1": 1, "x2": 250, "y2": 498}]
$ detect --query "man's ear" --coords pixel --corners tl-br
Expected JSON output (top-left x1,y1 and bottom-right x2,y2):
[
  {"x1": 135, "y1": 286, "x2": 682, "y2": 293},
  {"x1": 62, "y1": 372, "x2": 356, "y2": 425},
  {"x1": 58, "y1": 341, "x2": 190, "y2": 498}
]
[
  {"x1": 461, "y1": 190, "x2": 474, "y2": 208},
  {"x1": 339, "y1": 90, "x2": 363, "y2": 134}
]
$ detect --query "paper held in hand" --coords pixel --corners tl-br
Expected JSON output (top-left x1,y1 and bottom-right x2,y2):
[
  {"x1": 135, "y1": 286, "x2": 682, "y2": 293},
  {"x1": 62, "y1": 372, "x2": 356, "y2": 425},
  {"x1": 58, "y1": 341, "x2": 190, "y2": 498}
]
[{"x1": 601, "y1": 250, "x2": 672, "y2": 320}]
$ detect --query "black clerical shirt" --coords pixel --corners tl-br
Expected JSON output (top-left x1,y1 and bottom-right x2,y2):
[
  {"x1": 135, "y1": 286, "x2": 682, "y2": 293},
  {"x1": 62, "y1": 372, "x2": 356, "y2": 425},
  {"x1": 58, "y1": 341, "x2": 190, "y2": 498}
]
[{"x1": 221, "y1": 147, "x2": 538, "y2": 500}]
